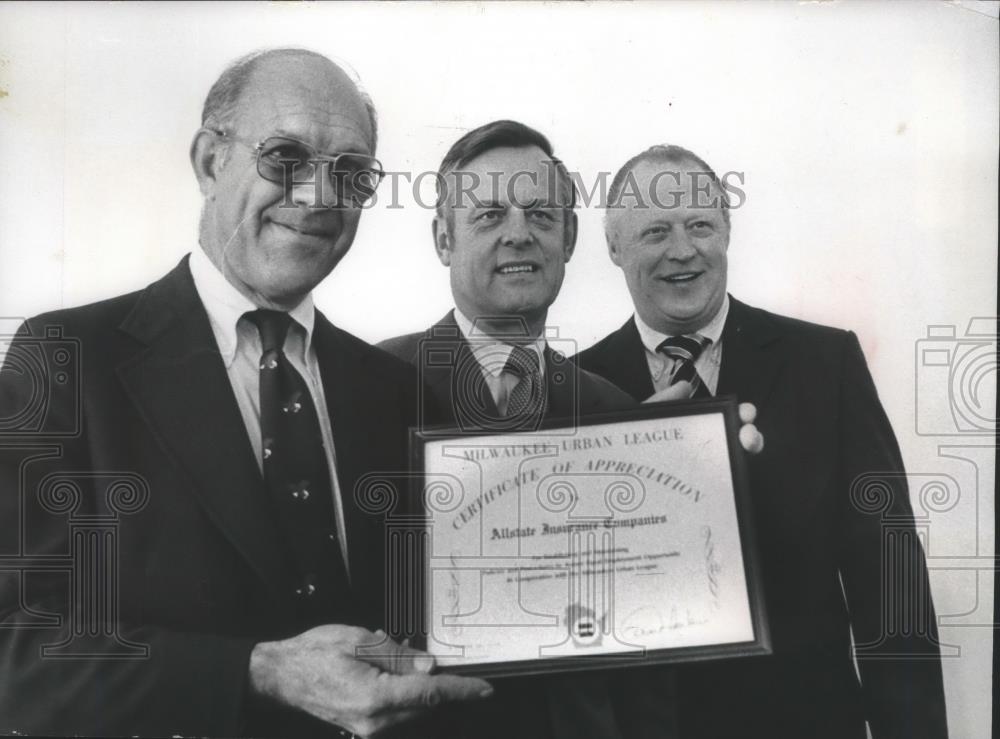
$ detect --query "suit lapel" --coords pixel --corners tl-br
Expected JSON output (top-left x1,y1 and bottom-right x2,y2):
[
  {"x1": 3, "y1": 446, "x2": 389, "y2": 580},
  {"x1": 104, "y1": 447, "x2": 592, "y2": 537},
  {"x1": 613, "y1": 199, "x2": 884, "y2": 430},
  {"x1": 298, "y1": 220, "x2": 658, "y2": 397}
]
[
  {"x1": 420, "y1": 311, "x2": 498, "y2": 428},
  {"x1": 116, "y1": 258, "x2": 289, "y2": 600},
  {"x1": 716, "y1": 297, "x2": 786, "y2": 408},
  {"x1": 593, "y1": 318, "x2": 654, "y2": 401},
  {"x1": 544, "y1": 345, "x2": 579, "y2": 420},
  {"x1": 313, "y1": 317, "x2": 387, "y2": 589}
]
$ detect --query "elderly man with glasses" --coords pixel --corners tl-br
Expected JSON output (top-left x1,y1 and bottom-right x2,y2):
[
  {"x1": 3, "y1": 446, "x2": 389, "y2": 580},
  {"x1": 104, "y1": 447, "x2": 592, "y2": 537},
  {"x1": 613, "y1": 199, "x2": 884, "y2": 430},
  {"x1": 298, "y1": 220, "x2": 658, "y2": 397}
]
[{"x1": 0, "y1": 48, "x2": 491, "y2": 738}]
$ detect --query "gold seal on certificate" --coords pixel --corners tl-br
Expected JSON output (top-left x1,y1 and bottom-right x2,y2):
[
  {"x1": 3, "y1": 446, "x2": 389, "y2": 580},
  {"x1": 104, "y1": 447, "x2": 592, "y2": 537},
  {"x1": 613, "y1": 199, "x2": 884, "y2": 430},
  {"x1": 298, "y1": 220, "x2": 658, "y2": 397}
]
[{"x1": 410, "y1": 397, "x2": 771, "y2": 677}]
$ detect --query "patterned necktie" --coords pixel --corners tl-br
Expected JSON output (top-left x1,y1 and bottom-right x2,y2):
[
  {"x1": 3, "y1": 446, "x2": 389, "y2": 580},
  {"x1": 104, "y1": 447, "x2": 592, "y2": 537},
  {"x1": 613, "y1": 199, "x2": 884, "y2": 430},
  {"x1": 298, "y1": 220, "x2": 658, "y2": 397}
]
[
  {"x1": 503, "y1": 344, "x2": 544, "y2": 419},
  {"x1": 245, "y1": 309, "x2": 350, "y2": 618},
  {"x1": 656, "y1": 334, "x2": 713, "y2": 398}
]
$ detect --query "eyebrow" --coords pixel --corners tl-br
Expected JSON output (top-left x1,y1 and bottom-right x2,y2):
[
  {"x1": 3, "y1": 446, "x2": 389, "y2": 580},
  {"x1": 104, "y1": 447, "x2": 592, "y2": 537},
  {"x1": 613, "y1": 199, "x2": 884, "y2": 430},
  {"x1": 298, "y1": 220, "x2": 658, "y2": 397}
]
[
  {"x1": 471, "y1": 198, "x2": 561, "y2": 210},
  {"x1": 268, "y1": 130, "x2": 370, "y2": 156},
  {"x1": 638, "y1": 214, "x2": 720, "y2": 228}
]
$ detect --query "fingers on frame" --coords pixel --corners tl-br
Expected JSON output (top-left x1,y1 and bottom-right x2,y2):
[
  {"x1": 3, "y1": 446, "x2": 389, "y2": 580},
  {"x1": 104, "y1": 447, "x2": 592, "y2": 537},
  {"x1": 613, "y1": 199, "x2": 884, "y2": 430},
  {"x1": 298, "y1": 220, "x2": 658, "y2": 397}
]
[{"x1": 377, "y1": 673, "x2": 492, "y2": 713}]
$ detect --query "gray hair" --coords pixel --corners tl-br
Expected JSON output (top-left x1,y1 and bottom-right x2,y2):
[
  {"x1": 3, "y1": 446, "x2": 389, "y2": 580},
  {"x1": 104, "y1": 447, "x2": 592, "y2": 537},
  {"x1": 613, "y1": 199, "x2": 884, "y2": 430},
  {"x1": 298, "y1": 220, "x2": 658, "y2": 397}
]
[{"x1": 200, "y1": 48, "x2": 379, "y2": 151}]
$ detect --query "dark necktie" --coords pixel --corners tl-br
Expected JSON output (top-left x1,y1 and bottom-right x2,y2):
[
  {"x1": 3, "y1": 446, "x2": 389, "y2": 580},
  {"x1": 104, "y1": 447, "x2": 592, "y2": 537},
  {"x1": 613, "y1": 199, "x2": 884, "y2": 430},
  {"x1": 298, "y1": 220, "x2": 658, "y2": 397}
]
[
  {"x1": 656, "y1": 334, "x2": 713, "y2": 399},
  {"x1": 245, "y1": 309, "x2": 350, "y2": 618},
  {"x1": 504, "y1": 344, "x2": 544, "y2": 421}
]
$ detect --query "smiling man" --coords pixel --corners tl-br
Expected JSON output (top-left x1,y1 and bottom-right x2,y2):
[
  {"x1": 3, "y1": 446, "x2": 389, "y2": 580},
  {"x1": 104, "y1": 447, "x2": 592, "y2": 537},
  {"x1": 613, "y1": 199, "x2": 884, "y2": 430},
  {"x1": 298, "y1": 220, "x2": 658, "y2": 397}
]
[
  {"x1": 0, "y1": 48, "x2": 490, "y2": 738},
  {"x1": 381, "y1": 119, "x2": 639, "y2": 446},
  {"x1": 575, "y1": 145, "x2": 948, "y2": 739}
]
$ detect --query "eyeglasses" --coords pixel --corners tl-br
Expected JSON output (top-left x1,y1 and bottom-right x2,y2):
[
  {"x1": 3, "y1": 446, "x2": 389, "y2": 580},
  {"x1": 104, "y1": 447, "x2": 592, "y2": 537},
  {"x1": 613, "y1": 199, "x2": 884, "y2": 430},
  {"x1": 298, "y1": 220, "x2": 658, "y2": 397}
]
[{"x1": 213, "y1": 131, "x2": 385, "y2": 205}]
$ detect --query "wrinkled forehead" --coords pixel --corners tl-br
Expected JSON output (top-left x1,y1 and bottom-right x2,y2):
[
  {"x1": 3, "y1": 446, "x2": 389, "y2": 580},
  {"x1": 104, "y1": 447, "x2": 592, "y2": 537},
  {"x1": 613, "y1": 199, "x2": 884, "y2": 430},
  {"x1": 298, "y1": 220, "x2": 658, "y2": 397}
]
[
  {"x1": 235, "y1": 58, "x2": 373, "y2": 153},
  {"x1": 447, "y1": 146, "x2": 567, "y2": 208}
]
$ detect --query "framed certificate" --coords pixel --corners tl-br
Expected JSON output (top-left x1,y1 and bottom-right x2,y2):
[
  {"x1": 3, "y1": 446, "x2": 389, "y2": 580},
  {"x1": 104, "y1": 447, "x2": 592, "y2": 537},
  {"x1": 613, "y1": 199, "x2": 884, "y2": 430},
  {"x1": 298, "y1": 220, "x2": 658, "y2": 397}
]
[{"x1": 406, "y1": 397, "x2": 770, "y2": 677}]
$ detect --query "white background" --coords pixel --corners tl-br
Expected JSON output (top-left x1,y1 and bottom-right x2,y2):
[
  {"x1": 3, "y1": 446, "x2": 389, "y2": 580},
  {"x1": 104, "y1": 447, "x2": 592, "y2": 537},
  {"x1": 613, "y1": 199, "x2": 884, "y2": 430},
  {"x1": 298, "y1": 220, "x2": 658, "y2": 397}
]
[{"x1": 0, "y1": 2, "x2": 996, "y2": 737}]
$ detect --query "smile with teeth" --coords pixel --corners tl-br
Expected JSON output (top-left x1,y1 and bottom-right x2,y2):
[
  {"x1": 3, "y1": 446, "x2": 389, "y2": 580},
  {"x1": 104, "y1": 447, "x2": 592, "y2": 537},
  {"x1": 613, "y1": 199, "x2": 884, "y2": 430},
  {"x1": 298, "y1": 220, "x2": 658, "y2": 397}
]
[
  {"x1": 662, "y1": 271, "x2": 701, "y2": 283},
  {"x1": 497, "y1": 264, "x2": 537, "y2": 275}
]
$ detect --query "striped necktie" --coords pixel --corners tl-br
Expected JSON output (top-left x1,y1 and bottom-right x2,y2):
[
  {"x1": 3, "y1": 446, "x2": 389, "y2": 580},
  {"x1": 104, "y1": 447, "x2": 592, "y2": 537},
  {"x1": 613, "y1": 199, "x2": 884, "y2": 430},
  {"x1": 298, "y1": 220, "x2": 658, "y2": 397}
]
[
  {"x1": 503, "y1": 344, "x2": 544, "y2": 421},
  {"x1": 656, "y1": 334, "x2": 712, "y2": 398}
]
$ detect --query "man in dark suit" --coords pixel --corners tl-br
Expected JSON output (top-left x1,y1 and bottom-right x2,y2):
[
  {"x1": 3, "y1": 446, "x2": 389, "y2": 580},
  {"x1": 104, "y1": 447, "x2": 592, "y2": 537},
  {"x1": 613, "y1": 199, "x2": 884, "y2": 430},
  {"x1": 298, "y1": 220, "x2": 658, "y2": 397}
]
[
  {"x1": 575, "y1": 145, "x2": 948, "y2": 738},
  {"x1": 0, "y1": 48, "x2": 490, "y2": 738},
  {"x1": 380, "y1": 122, "x2": 764, "y2": 739}
]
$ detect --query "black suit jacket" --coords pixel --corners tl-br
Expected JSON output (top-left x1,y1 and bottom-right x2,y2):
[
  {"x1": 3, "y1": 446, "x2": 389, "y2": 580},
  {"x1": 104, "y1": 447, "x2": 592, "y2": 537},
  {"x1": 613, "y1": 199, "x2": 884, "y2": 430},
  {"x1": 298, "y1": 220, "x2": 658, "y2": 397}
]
[
  {"x1": 378, "y1": 311, "x2": 678, "y2": 739},
  {"x1": 0, "y1": 257, "x2": 421, "y2": 737},
  {"x1": 575, "y1": 297, "x2": 948, "y2": 739}
]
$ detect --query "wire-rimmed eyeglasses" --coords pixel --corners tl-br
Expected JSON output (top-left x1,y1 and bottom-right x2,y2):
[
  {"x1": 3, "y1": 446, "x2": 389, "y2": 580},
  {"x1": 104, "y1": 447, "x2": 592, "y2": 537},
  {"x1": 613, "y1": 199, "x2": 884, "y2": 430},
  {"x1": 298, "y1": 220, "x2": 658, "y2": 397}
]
[{"x1": 211, "y1": 130, "x2": 385, "y2": 205}]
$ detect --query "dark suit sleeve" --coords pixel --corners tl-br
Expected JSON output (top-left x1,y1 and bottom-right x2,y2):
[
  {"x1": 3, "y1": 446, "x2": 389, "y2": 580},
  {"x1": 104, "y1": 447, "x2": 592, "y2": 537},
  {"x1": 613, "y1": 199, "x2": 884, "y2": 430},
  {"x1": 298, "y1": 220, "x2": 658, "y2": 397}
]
[
  {"x1": 0, "y1": 613, "x2": 256, "y2": 736},
  {"x1": 835, "y1": 331, "x2": 947, "y2": 739},
  {"x1": 0, "y1": 326, "x2": 256, "y2": 737}
]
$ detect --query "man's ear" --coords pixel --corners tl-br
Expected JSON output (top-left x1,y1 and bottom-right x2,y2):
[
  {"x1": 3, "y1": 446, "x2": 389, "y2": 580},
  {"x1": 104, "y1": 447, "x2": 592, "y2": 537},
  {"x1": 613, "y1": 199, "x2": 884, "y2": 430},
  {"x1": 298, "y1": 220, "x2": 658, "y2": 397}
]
[
  {"x1": 190, "y1": 128, "x2": 225, "y2": 198},
  {"x1": 607, "y1": 231, "x2": 624, "y2": 267},
  {"x1": 432, "y1": 214, "x2": 452, "y2": 267},
  {"x1": 563, "y1": 210, "x2": 578, "y2": 263},
  {"x1": 604, "y1": 213, "x2": 624, "y2": 267},
  {"x1": 607, "y1": 239, "x2": 623, "y2": 267}
]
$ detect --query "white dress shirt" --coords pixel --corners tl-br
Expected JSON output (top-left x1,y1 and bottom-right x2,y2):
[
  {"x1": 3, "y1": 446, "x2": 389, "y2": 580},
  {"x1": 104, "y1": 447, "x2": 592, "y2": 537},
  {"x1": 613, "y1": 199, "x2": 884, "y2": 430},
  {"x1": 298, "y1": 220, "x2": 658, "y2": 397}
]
[
  {"x1": 452, "y1": 308, "x2": 546, "y2": 415},
  {"x1": 634, "y1": 295, "x2": 730, "y2": 396},
  {"x1": 188, "y1": 246, "x2": 350, "y2": 571}
]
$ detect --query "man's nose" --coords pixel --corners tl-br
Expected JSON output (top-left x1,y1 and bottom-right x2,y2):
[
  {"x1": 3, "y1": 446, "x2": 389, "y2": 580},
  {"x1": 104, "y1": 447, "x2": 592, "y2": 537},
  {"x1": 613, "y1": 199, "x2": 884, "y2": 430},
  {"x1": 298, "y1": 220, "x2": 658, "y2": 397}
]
[
  {"x1": 500, "y1": 210, "x2": 532, "y2": 247},
  {"x1": 285, "y1": 163, "x2": 335, "y2": 209},
  {"x1": 664, "y1": 229, "x2": 697, "y2": 260}
]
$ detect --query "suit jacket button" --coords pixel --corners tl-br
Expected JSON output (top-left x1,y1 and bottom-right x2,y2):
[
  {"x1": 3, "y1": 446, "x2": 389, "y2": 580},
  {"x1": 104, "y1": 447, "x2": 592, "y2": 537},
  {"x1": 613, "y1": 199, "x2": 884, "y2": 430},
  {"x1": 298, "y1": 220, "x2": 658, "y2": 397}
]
[{"x1": 295, "y1": 575, "x2": 317, "y2": 597}]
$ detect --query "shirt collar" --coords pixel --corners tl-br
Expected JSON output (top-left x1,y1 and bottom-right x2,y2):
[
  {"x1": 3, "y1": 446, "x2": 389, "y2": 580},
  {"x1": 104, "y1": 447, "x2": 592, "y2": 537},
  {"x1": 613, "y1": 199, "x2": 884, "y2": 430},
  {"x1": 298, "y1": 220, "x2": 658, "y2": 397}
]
[
  {"x1": 452, "y1": 307, "x2": 546, "y2": 379},
  {"x1": 189, "y1": 246, "x2": 316, "y2": 367},
  {"x1": 633, "y1": 294, "x2": 730, "y2": 355}
]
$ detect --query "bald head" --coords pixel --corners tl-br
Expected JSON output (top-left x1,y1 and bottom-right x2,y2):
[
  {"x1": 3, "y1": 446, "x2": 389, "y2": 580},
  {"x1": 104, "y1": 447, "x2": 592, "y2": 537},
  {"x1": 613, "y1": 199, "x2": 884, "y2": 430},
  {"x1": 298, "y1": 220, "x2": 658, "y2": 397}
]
[
  {"x1": 604, "y1": 145, "x2": 730, "y2": 247},
  {"x1": 201, "y1": 48, "x2": 378, "y2": 151}
]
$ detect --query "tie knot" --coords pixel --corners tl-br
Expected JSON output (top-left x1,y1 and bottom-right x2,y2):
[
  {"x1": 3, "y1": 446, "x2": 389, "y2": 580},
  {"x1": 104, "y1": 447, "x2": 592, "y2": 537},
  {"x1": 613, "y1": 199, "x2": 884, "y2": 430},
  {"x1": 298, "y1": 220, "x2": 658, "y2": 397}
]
[
  {"x1": 504, "y1": 344, "x2": 540, "y2": 378},
  {"x1": 657, "y1": 334, "x2": 711, "y2": 363},
  {"x1": 245, "y1": 309, "x2": 294, "y2": 354}
]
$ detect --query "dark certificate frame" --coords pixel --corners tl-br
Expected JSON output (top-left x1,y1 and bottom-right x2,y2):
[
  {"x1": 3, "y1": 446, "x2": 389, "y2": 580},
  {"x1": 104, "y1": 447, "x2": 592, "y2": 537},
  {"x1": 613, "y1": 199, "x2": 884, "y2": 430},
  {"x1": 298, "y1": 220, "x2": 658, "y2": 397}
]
[{"x1": 405, "y1": 396, "x2": 771, "y2": 678}]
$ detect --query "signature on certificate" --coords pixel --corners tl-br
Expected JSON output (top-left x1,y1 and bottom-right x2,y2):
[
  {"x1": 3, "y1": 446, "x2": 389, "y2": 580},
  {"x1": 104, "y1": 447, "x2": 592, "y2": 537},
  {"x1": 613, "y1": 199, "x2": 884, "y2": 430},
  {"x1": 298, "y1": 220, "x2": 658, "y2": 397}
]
[
  {"x1": 621, "y1": 605, "x2": 709, "y2": 640},
  {"x1": 702, "y1": 525, "x2": 721, "y2": 603}
]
